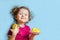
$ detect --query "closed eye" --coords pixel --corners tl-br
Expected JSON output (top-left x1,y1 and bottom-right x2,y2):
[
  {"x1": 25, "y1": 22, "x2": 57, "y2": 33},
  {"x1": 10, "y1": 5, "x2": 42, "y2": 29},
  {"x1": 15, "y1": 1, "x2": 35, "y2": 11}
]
[{"x1": 25, "y1": 14, "x2": 27, "y2": 16}]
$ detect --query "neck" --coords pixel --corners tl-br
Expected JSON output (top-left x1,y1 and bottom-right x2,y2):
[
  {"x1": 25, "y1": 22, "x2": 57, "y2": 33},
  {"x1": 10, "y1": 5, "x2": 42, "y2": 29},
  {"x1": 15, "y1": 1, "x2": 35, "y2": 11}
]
[{"x1": 17, "y1": 21, "x2": 25, "y2": 27}]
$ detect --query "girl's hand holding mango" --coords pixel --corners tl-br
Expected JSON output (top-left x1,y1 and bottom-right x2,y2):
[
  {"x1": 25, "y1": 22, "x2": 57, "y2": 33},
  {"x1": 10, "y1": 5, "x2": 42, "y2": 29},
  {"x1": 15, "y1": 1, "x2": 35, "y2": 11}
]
[
  {"x1": 10, "y1": 23, "x2": 19, "y2": 36},
  {"x1": 31, "y1": 28, "x2": 40, "y2": 35}
]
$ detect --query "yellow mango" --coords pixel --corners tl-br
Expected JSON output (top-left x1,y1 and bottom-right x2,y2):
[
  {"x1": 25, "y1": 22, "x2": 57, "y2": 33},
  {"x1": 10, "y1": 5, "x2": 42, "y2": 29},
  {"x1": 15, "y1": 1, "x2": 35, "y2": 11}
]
[
  {"x1": 11, "y1": 23, "x2": 18, "y2": 29},
  {"x1": 31, "y1": 28, "x2": 40, "y2": 33}
]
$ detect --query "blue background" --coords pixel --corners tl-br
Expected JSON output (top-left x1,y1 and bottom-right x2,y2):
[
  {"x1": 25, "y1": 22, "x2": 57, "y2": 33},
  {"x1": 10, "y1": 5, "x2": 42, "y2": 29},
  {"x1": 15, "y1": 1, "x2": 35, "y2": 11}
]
[{"x1": 0, "y1": 0, "x2": 60, "y2": 40}]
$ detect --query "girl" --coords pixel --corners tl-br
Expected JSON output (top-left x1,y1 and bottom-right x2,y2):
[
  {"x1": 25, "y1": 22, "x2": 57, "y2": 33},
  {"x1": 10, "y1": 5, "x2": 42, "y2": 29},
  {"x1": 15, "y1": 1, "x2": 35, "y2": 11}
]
[{"x1": 8, "y1": 6, "x2": 39, "y2": 40}]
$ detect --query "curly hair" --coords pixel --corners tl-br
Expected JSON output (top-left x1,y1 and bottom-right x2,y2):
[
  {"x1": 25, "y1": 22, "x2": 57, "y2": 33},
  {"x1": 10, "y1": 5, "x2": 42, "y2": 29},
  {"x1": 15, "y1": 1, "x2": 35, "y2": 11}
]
[{"x1": 10, "y1": 6, "x2": 33, "y2": 23}]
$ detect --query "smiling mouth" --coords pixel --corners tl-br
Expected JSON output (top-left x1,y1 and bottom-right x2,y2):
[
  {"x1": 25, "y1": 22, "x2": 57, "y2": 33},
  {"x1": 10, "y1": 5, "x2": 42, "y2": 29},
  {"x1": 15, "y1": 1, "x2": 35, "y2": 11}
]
[{"x1": 21, "y1": 18, "x2": 26, "y2": 19}]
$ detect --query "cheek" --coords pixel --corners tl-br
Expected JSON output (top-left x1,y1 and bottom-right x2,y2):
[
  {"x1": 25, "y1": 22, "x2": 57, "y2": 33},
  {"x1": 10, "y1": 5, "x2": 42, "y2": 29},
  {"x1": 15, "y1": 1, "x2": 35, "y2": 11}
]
[
  {"x1": 16, "y1": 15, "x2": 21, "y2": 21},
  {"x1": 25, "y1": 16, "x2": 29, "y2": 20},
  {"x1": 26, "y1": 16, "x2": 29, "y2": 21},
  {"x1": 26, "y1": 16, "x2": 28, "y2": 18},
  {"x1": 18, "y1": 15, "x2": 22, "y2": 19}
]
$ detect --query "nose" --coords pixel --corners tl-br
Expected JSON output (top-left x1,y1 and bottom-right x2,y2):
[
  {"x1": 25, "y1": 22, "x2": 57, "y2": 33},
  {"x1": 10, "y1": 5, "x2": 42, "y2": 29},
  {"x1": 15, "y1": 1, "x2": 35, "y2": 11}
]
[{"x1": 22, "y1": 14, "x2": 25, "y2": 17}]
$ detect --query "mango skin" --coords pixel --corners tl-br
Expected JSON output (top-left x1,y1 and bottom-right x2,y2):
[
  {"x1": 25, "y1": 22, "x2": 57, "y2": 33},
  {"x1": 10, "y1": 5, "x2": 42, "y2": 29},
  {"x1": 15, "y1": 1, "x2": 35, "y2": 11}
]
[
  {"x1": 31, "y1": 28, "x2": 40, "y2": 33},
  {"x1": 11, "y1": 23, "x2": 18, "y2": 29}
]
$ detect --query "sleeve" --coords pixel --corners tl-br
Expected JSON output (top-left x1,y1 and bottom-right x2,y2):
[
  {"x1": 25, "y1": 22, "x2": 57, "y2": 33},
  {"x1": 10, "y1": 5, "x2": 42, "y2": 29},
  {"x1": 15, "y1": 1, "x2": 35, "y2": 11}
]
[
  {"x1": 8, "y1": 23, "x2": 14, "y2": 35},
  {"x1": 27, "y1": 26, "x2": 31, "y2": 35},
  {"x1": 8, "y1": 29, "x2": 12, "y2": 35}
]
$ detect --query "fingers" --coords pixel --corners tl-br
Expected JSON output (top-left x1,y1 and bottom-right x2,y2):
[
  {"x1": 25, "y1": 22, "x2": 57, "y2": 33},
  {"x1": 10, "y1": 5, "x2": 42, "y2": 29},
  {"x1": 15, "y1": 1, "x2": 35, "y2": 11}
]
[
  {"x1": 10, "y1": 29, "x2": 14, "y2": 32},
  {"x1": 10, "y1": 28, "x2": 19, "y2": 32},
  {"x1": 30, "y1": 31, "x2": 40, "y2": 35}
]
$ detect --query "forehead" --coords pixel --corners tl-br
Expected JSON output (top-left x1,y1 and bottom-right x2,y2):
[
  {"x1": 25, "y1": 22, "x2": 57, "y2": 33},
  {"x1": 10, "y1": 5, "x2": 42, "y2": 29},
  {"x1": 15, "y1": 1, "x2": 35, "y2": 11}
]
[{"x1": 19, "y1": 8, "x2": 29, "y2": 14}]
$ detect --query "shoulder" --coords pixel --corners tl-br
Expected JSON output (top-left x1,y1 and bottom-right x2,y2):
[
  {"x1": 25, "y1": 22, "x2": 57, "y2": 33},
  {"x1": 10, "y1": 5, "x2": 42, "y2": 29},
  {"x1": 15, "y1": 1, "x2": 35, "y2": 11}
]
[{"x1": 25, "y1": 24, "x2": 30, "y2": 30}]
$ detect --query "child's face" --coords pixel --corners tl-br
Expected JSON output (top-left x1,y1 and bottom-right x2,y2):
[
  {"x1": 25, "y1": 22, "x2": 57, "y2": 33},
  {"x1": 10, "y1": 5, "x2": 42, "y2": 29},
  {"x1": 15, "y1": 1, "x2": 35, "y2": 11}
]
[{"x1": 17, "y1": 8, "x2": 29, "y2": 23}]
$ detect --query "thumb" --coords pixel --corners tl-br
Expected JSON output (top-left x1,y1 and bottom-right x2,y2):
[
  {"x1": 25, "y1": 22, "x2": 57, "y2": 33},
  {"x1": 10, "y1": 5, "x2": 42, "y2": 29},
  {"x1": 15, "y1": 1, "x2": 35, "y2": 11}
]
[{"x1": 10, "y1": 29, "x2": 14, "y2": 32}]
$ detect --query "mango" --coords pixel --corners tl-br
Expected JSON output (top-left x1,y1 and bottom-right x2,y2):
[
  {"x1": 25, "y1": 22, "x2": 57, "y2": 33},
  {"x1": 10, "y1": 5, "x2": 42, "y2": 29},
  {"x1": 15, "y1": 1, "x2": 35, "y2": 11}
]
[
  {"x1": 31, "y1": 28, "x2": 40, "y2": 33},
  {"x1": 11, "y1": 23, "x2": 18, "y2": 29}
]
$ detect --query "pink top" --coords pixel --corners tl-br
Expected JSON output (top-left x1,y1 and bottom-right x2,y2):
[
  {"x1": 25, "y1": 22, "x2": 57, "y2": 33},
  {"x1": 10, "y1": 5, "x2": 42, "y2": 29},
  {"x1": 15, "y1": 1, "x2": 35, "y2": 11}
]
[{"x1": 8, "y1": 24, "x2": 30, "y2": 40}]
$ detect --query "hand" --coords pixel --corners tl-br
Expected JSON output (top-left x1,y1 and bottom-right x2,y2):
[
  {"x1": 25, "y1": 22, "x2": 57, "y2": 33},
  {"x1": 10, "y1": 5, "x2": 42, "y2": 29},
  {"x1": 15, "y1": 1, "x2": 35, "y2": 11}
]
[
  {"x1": 31, "y1": 31, "x2": 39, "y2": 35},
  {"x1": 10, "y1": 27, "x2": 19, "y2": 36},
  {"x1": 30, "y1": 31, "x2": 40, "y2": 37}
]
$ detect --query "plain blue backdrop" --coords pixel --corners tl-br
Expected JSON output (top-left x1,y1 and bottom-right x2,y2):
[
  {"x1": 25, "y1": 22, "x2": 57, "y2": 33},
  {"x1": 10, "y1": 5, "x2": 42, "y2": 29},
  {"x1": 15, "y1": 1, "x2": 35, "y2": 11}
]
[{"x1": 0, "y1": 0, "x2": 60, "y2": 40}]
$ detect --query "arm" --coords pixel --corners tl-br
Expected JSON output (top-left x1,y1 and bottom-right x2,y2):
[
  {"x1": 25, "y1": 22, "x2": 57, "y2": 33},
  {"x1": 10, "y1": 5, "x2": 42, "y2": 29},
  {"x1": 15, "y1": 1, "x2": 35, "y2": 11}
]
[
  {"x1": 8, "y1": 29, "x2": 18, "y2": 40},
  {"x1": 8, "y1": 35, "x2": 16, "y2": 40},
  {"x1": 29, "y1": 34, "x2": 35, "y2": 40},
  {"x1": 29, "y1": 32, "x2": 39, "y2": 40}
]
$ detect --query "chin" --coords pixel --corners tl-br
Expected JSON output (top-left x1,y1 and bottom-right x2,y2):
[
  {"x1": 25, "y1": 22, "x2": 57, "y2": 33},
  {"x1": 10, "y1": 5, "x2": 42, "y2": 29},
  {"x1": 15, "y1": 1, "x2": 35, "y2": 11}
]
[
  {"x1": 22, "y1": 21, "x2": 28, "y2": 23},
  {"x1": 22, "y1": 21, "x2": 27, "y2": 23},
  {"x1": 20, "y1": 19, "x2": 28, "y2": 23}
]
